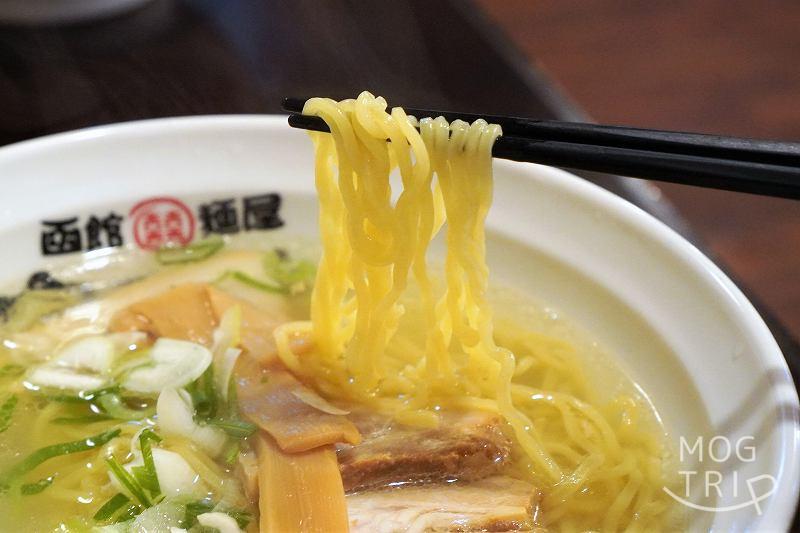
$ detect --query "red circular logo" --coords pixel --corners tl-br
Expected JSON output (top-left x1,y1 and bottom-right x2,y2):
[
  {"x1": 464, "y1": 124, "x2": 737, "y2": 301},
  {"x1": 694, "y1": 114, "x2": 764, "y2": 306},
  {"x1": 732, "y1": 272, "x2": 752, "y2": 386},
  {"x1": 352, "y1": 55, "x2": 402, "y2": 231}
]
[{"x1": 130, "y1": 197, "x2": 195, "y2": 250}]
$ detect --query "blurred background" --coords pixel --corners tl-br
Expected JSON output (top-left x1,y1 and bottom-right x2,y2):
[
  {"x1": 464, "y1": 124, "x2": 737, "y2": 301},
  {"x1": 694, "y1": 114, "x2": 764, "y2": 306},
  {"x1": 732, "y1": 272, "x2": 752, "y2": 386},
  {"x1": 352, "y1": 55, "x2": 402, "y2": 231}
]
[
  {"x1": 478, "y1": 0, "x2": 800, "y2": 336},
  {"x1": 0, "y1": 0, "x2": 797, "y2": 343}
]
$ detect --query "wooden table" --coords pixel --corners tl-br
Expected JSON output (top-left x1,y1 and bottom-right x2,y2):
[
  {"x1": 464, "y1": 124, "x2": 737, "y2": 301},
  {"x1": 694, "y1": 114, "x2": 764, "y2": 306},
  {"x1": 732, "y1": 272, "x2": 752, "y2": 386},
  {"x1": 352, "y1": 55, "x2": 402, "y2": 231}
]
[{"x1": 0, "y1": 3, "x2": 798, "y2": 524}]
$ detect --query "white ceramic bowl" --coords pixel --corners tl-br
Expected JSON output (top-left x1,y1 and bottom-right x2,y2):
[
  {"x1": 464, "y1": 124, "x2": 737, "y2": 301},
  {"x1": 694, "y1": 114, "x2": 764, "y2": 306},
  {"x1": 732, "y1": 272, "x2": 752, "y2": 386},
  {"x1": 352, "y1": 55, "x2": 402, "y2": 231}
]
[{"x1": 0, "y1": 116, "x2": 797, "y2": 530}]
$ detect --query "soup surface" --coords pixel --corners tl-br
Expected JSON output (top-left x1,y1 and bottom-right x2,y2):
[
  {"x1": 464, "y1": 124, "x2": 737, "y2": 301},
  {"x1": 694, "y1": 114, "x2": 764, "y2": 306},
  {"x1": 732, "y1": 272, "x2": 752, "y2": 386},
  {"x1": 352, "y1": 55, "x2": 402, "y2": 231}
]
[{"x1": 0, "y1": 234, "x2": 681, "y2": 532}]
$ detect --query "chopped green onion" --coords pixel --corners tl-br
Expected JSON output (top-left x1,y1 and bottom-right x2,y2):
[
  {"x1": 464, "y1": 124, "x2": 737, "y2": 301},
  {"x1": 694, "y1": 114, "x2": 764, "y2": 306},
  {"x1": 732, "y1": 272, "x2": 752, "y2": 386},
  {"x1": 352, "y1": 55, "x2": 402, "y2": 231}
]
[
  {"x1": 20, "y1": 475, "x2": 54, "y2": 495},
  {"x1": 131, "y1": 428, "x2": 161, "y2": 496},
  {"x1": 218, "y1": 270, "x2": 285, "y2": 294},
  {"x1": 0, "y1": 394, "x2": 17, "y2": 433},
  {"x1": 0, "y1": 428, "x2": 121, "y2": 484},
  {"x1": 184, "y1": 499, "x2": 215, "y2": 526},
  {"x1": 105, "y1": 456, "x2": 151, "y2": 508},
  {"x1": 208, "y1": 419, "x2": 256, "y2": 438},
  {"x1": 113, "y1": 503, "x2": 143, "y2": 523},
  {"x1": 93, "y1": 493, "x2": 131, "y2": 522},
  {"x1": 129, "y1": 469, "x2": 153, "y2": 499},
  {"x1": 96, "y1": 393, "x2": 154, "y2": 421},
  {"x1": 187, "y1": 365, "x2": 218, "y2": 422},
  {"x1": 222, "y1": 441, "x2": 240, "y2": 466},
  {"x1": 42, "y1": 393, "x2": 90, "y2": 404},
  {"x1": 43, "y1": 387, "x2": 153, "y2": 421},
  {"x1": 0, "y1": 364, "x2": 24, "y2": 378},
  {"x1": 156, "y1": 237, "x2": 224, "y2": 265},
  {"x1": 52, "y1": 414, "x2": 113, "y2": 425},
  {"x1": 226, "y1": 509, "x2": 253, "y2": 529},
  {"x1": 263, "y1": 249, "x2": 316, "y2": 292}
]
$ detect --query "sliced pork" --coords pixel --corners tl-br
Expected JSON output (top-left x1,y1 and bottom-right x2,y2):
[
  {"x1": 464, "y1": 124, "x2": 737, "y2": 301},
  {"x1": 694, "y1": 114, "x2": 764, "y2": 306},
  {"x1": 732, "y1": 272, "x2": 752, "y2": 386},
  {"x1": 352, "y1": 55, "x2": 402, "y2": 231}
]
[
  {"x1": 338, "y1": 410, "x2": 511, "y2": 493},
  {"x1": 347, "y1": 475, "x2": 540, "y2": 532}
]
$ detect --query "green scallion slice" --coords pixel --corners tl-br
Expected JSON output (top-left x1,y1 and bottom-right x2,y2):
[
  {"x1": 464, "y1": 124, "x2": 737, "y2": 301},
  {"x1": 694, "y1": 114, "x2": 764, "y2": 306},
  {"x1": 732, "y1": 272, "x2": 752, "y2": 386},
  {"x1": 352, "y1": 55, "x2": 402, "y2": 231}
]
[
  {"x1": 0, "y1": 428, "x2": 121, "y2": 485},
  {"x1": 52, "y1": 414, "x2": 113, "y2": 425},
  {"x1": 130, "y1": 428, "x2": 161, "y2": 496},
  {"x1": 112, "y1": 503, "x2": 143, "y2": 523},
  {"x1": 222, "y1": 440, "x2": 240, "y2": 466},
  {"x1": 0, "y1": 394, "x2": 17, "y2": 433},
  {"x1": 96, "y1": 393, "x2": 154, "y2": 421},
  {"x1": 105, "y1": 456, "x2": 151, "y2": 508},
  {"x1": 20, "y1": 475, "x2": 55, "y2": 495},
  {"x1": 208, "y1": 419, "x2": 257, "y2": 438},
  {"x1": 156, "y1": 237, "x2": 224, "y2": 265},
  {"x1": 218, "y1": 270, "x2": 285, "y2": 294},
  {"x1": 263, "y1": 249, "x2": 316, "y2": 292},
  {"x1": 187, "y1": 365, "x2": 218, "y2": 422},
  {"x1": 184, "y1": 499, "x2": 214, "y2": 527},
  {"x1": 93, "y1": 493, "x2": 131, "y2": 522},
  {"x1": 226, "y1": 509, "x2": 253, "y2": 529}
]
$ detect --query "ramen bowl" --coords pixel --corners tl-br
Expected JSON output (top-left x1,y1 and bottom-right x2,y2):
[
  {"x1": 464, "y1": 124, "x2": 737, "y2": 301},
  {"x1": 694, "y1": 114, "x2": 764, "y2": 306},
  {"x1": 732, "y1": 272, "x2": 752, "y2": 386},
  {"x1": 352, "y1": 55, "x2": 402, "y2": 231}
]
[{"x1": 0, "y1": 116, "x2": 797, "y2": 530}]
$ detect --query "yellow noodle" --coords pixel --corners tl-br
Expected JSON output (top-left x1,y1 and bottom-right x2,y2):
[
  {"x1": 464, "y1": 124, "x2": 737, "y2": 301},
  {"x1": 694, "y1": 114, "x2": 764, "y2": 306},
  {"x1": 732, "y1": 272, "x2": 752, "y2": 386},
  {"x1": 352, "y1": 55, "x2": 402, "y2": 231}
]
[{"x1": 277, "y1": 92, "x2": 677, "y2": 531}]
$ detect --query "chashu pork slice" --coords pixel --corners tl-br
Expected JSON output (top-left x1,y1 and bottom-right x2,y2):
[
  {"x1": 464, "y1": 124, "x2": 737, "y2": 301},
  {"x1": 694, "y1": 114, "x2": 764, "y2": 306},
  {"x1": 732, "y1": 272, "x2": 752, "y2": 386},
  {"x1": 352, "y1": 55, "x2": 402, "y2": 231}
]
[
  {"x1": 347, "y1": 475, "x2": 541, "y2": 533},
  {"x1": 338, "y1": 409, "x2": 511, "y2": 493}
]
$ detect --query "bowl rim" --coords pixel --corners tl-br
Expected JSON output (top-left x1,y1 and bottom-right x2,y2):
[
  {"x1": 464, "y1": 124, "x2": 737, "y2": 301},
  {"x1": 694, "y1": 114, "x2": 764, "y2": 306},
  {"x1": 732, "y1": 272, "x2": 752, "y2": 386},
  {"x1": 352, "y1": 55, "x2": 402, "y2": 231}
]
[{"x1": 0, "y1": 115, "x2": 798, "y2": 528}]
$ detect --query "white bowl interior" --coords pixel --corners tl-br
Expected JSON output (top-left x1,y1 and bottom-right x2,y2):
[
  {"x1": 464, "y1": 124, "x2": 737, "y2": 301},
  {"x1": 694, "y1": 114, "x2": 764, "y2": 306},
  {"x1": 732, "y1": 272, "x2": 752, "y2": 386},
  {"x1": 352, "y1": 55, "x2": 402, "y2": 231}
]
[{"x1": 0, "y1": 116, "x2": 796, "y2": 530}]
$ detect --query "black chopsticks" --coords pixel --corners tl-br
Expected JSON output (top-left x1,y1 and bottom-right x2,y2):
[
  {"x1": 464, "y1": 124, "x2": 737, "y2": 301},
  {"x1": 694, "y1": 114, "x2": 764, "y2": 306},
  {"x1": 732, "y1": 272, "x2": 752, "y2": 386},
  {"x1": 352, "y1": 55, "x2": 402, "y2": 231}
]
[{"x1": 282, "y1": 98, "x2": 800, "y2": 200}]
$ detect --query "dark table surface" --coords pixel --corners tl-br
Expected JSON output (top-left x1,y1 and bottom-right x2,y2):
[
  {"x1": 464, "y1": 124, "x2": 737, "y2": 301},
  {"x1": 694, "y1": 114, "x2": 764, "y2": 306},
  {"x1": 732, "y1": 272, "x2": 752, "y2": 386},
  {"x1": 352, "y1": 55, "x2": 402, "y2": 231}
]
[{"x1": 0, "y1": 0, "x2": 798, "y2": 524}]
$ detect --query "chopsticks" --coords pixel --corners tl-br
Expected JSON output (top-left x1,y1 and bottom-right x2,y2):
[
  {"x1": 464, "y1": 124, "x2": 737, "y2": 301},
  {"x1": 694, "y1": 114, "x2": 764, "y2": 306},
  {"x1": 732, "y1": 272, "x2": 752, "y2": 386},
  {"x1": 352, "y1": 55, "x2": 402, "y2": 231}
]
[{"x1": 282, "y1": 98, "x2": 800, "y2": 200}]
